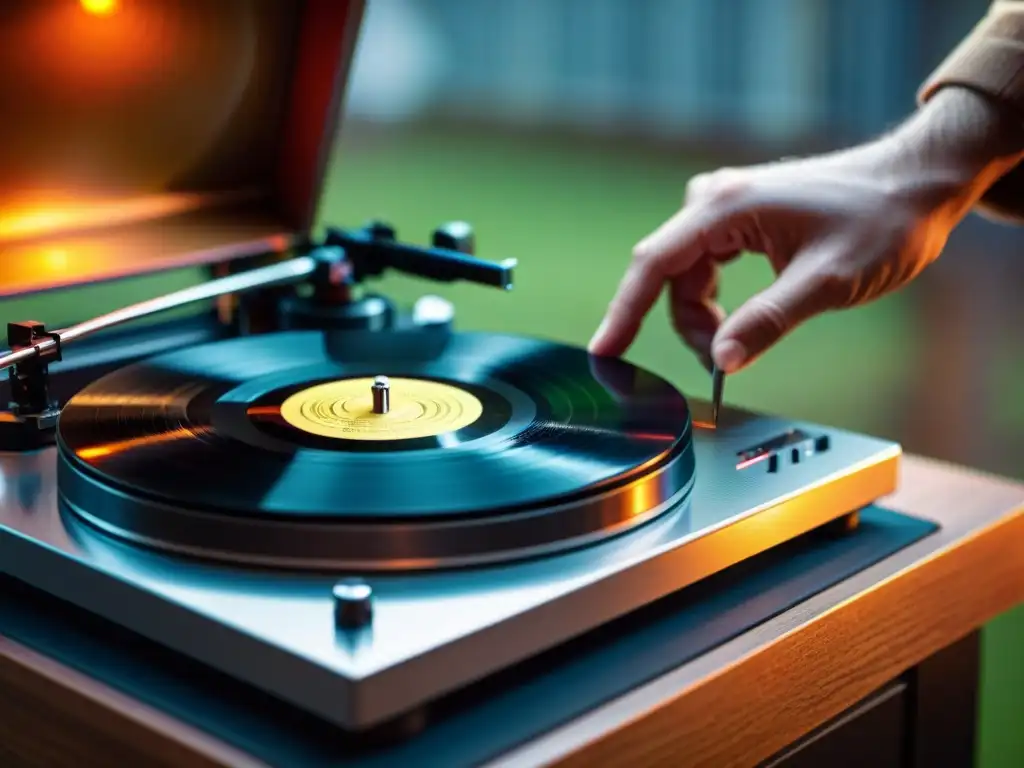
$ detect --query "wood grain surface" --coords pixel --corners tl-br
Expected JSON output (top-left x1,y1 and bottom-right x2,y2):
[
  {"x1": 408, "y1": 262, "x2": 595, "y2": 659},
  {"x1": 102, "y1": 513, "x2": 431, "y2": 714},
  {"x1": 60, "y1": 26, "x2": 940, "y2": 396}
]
[
  {"x1": 2, "y1": 455, "x2": 1022, "y2": 767},
  {"x1": 496, "y1": 457, "x2": 1024, "y2": 767},
  {"x1": 0, "y1": 639, "x2": 263, "y2": 768}
]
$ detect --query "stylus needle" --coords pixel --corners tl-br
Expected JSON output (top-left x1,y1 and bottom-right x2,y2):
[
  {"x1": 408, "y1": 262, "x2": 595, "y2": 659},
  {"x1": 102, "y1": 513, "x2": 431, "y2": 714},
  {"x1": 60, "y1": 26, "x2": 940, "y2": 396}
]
[{"x1": 711, "y1": 365, "x2": 724, "y2": 428}]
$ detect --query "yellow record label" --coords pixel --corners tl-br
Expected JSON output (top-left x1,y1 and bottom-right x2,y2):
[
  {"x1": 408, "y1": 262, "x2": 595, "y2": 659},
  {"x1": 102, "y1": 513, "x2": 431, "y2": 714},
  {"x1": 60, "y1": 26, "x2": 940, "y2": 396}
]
[{"x1": 278, "y1": 377, "x2": 483, "y2": 441}]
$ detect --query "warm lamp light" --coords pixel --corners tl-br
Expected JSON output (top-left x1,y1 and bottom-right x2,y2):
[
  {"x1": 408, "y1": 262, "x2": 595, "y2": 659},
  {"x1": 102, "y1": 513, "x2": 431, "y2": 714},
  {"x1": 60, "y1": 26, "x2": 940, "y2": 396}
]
[{"x1": 80, "y1": 0, "x2": 119, "y2": 17}]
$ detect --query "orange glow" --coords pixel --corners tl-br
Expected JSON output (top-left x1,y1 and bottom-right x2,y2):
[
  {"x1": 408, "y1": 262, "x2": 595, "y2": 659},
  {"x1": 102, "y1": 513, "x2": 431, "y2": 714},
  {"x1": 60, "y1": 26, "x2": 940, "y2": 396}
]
[
  {"x1": 247, "y1": 406, "x2": 283, "y2": 418},
  {"x1": 80, "y1": 0, "x2": 120, "y2": 17},
  {"x1": 70, "y1": 394, "x2": 182, "y2": 408},
  {"x1": 0, "y1": 191, "x2": 250, "y2": 244},
  {"x1": 0, "y1": 222, "x2": 293, "y2": 300},
  {"x1": 76, "y1": 427, "x2": 204, "y2": 461},
  {"x1": 42, "y1": 248, "x2": 69, "y2": 270}
]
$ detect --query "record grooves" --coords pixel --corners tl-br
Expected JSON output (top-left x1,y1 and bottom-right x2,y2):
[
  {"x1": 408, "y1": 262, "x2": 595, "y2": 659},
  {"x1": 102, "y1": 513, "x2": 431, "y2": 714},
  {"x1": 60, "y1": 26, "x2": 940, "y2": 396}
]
[{"x1": 56, "y1": 331, "x2": 696, "y2": 571}]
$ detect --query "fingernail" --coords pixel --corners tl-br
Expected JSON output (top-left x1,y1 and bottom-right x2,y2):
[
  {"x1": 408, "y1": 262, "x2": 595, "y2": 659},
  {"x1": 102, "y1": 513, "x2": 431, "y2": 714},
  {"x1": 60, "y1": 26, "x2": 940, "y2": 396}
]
[
  {"x1": 713, "y1": 339, "x2": 747, "y2": 373},
  {"x1": 688, "y1": 332, "x2": 714, "y2": 373},
  {"x1": 689, "y1": 332, "x2": 714, "y2": 356},
  {"x1": 698, "y1": 352, "x2": 714, "y2": 375}
]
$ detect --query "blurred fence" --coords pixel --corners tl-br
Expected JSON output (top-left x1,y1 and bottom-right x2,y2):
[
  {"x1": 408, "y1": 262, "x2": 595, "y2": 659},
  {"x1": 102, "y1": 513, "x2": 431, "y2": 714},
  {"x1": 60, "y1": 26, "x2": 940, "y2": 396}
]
[
  {"x1": 350, "y1": 0, "x2": 990, "y2": 148},
  {"x1": 343, "y1": 0, "x2": 1023, "y2": 480}
]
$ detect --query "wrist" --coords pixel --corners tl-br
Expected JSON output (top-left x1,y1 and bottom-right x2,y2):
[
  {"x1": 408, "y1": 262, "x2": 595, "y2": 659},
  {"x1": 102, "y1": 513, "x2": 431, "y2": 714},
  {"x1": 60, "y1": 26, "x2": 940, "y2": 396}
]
[{"x1": 880, "y1": 87, "x2": 1024, "y2": 218}]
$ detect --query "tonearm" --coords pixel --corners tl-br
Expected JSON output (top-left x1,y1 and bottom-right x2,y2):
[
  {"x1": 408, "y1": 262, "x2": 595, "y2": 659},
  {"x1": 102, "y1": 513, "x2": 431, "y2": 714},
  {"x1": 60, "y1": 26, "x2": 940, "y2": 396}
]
[{"x1": 0, "y1": 221, "x2": 516, "y2": 448}]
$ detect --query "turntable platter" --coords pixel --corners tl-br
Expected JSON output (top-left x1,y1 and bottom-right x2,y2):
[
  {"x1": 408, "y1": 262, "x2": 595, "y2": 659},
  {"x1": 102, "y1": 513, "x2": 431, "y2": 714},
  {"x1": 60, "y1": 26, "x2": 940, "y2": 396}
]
[{"x1": 56, "y1": 331, "x2": 695, "y2": 570}]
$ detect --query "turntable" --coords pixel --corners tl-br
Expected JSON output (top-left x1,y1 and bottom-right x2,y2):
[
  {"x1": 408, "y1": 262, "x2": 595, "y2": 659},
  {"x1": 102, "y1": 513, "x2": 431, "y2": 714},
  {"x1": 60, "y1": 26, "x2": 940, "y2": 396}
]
[
  {"x1": 0, "y1": 234, "x2": 901, "y2": 733},
  {"x1": 6, "y1": 2, "x2": 1018, "y2": 766}
]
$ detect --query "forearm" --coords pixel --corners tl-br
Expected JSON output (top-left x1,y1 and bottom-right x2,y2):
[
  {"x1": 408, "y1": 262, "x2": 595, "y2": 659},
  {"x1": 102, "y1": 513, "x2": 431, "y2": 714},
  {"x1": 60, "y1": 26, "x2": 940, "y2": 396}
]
[
  {"x1": 909, "y1": 0, "x2": 1024, "y2": 222},
  {"x1": 887, "y1": 87, "x2": 1024, "y2": 222}
]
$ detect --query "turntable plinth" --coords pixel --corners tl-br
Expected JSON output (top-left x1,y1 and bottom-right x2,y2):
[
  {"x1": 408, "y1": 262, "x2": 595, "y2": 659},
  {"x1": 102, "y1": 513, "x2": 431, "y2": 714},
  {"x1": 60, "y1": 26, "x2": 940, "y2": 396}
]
[{"x1": 2, "y1": 454, "x2": 1022, "y2": 767}]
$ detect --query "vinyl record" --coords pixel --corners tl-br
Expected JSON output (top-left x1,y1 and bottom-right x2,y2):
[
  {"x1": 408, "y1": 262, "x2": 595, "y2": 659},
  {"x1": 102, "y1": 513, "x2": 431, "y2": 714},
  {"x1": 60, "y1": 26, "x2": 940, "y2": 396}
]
[{"x1": 57, "y1": 330, "x2": 696, "y2": 570}]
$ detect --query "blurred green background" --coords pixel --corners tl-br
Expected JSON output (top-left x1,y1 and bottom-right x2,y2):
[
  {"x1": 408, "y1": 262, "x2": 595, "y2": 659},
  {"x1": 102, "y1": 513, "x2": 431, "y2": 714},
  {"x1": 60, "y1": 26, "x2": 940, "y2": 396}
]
[
  {"x1": 5, "y1": 124, "x2": 1020, "y2": 766},
  {"x1": 2, "y1": 0, "x2": 1022, "y2": 763},
  {"x1": 332, "y1": 127, "x2": 1024, "y2": 768}
]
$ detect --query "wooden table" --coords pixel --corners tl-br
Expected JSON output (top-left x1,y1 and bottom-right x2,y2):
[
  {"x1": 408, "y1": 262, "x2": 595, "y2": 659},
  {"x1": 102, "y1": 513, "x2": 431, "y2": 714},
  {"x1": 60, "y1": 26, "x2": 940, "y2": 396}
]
[{"x1": 3, "y1": 455, "x2": 1023, "y2": 767}]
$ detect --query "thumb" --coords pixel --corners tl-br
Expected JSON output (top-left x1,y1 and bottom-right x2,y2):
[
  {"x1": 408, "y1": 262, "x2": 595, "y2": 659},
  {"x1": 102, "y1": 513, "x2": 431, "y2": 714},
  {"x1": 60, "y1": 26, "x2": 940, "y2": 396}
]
[{"x1": 711, "y1": 253, "x2": 842, "y2": 373}]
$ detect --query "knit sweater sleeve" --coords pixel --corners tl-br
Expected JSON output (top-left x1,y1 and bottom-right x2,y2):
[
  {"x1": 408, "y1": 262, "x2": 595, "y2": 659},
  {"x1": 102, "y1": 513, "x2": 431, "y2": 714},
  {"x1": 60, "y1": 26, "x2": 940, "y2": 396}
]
[{"x1": 918, "y1": 1, "x2": 1024, "y2": 222}]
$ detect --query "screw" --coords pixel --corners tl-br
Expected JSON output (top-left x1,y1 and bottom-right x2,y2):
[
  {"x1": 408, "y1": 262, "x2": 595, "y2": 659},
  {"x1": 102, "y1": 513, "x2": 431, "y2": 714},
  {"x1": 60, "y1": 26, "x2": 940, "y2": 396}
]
[{"x1": 333, "y1": 579, "x2": 373, "y2": 629}]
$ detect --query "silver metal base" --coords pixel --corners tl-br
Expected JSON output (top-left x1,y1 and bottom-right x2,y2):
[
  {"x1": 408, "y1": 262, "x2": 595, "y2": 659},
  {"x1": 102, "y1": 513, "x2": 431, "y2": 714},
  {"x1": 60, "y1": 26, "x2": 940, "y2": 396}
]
[{"x1": 0, "y1": 400, "x2": 900, "y2": 730}]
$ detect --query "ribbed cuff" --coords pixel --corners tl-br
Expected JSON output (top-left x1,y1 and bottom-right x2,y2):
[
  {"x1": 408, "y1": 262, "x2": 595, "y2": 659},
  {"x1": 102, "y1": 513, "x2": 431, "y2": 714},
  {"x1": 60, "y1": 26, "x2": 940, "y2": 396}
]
[{"x1": 918, "y1": 5, "x2": 1024, "y2": 110}]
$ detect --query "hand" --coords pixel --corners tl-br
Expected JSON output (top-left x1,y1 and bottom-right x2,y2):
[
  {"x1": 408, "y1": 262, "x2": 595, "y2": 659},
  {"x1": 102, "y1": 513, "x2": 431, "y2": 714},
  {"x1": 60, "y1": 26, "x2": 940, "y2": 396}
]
[{"x1": 589, "y1": 88, "x2": 1024, "y2": 374}]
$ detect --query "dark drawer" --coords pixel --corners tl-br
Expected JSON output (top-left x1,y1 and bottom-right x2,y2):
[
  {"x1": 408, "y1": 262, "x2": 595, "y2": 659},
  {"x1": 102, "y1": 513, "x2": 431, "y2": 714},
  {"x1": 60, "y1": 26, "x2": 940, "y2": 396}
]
[{"x1": 760, "y1": 681, "x2": 907, "y2": 768}]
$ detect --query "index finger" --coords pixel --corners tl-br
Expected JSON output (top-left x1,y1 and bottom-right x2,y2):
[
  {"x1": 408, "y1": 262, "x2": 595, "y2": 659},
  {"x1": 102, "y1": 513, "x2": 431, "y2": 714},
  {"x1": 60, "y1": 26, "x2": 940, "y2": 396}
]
[{"x1": 589, "y1": 202, "x2": 732, "y2": 357}]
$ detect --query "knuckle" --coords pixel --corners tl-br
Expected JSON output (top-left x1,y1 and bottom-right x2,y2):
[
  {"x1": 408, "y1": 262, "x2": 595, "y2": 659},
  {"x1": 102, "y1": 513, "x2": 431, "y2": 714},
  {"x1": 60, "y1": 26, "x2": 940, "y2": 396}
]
[
  {"x1": 685, "y1": 168, "x2": 749, "y2": 207},
  {"x1": 631, "y1": 240, "x2": 665, "y2": 272},
  {"x1": 703, "y1": 169, "x2": 749, "y2": 207},
  {"x1": 631, "y1": 241, "x2": 652, "y2": 263},
  {"x1": 744, "y1": 294, "x2": 791, "y2": 336},
  {"x1": 684, "y1": 173, "x2": 711, "y2": 203}
]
